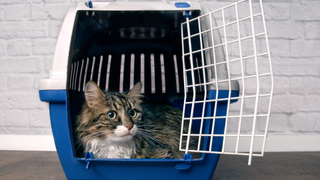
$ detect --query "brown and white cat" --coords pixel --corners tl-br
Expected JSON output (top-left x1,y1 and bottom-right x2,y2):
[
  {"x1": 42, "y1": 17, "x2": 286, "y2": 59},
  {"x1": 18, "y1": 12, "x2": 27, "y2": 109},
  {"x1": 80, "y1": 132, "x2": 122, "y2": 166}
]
[{"x1": 75, "y1": 81, "x2": 198, "y2": 159}]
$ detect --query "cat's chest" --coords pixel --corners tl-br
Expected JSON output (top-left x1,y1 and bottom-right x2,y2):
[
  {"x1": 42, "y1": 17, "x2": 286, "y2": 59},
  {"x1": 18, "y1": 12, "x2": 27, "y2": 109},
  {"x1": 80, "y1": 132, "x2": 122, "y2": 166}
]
[{"x1": 86, "y1": 138, "x2": 137, "y2": 159}]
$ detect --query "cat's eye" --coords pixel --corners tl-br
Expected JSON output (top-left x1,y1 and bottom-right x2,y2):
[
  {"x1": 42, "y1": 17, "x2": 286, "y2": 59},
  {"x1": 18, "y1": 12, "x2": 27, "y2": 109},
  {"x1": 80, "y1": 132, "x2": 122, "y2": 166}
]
[
  {"x1": 129, "y1": 109, "x2": 137, "y2": 118},
  {"x1": 107, "y1": 111, "x2": 117, "y2": 119}
]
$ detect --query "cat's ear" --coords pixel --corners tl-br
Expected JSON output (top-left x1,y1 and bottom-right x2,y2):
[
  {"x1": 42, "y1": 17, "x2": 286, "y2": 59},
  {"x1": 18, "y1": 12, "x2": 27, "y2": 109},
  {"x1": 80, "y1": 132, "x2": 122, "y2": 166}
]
[
  {"x1": 127, "y1": 82, "x2": 142, "y2": 97},
  {"x1": 85, "y1": 81, "x2": 105, "y2": 108}
]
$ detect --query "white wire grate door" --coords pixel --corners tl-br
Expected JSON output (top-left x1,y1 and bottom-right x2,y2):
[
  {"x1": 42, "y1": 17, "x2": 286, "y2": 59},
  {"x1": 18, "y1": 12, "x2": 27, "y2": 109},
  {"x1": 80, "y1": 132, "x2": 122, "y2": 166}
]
[{"x1": 179, "y1": 0, "x2": 273, "y2": 165}]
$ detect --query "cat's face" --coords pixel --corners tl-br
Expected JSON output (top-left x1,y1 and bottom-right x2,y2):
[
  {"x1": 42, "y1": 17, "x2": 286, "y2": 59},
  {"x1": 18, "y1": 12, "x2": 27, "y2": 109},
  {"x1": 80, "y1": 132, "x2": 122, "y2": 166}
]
[{"x1": 78, "y1": 81, "x2": 143, "y2": 144}]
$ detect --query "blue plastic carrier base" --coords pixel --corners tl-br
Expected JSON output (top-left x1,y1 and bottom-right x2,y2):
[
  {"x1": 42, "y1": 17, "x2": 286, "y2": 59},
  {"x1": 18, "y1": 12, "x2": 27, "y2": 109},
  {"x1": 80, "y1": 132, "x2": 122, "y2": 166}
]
[{"x1": 39, "y1": 89, "x2": 238, "y2": 180}]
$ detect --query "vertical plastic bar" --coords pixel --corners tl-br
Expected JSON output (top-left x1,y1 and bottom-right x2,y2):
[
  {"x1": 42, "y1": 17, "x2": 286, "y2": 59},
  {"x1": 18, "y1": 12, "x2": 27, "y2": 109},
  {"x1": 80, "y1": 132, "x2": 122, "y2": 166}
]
[
  {"x1": 97, "y1": 56, "x2": 103, "y2": 87},
  {"x1": 140, "y1": 54, "x2": 145, "y2": 93},
  {"x1": 160, "y1": 54, "x2": 166, "y2": 93},
  {"x1": 130, "y1": 54, "x2": 135, "y2": 89},
  {"x1": 234, "y1": 2, "x2": 246, "y2": 154},
  {"x1": 71, "y1": 63, "x2": 75, "y2": 90},
  {"x1": 83, "y1": 58, "x2": 89, "y2": 91},
  {"x1": 259, "y1": 0, "x2": 274, "y2": 157},
  {"x1": 220, "y1": 7, "x2": 233, "y2": 154},
  {"x1": 150, "y1": 54, "x2": 155, "y2": 94},
  {"x1": 248, "y1": 0, "x2": 260, "y2": 166},
  {"x1": 105, "y1": 55, "x2": 112, "y2": 91},
  {"x1": 76, "y1": 61, "x2": 80, "y2": 91},
  {"x1": 69, "y1": 63, "x2": 74, "y2": 90},
  {"x1": 74, "y1": 62, "x2": 79, "y2": 91},
  {"x1": 196, "y1": 16, "x2": 208, "y2": 151},
  {"x1": 119, "y1": 54, "x2": 125, "y2": 93},
  {"x1": 173, "y1": 55, "x2": 180, "y2": 93},
  {"x1": 90, "y1": 56, "x2": 95, "y2": 81},
  {"x1": 78, "y1": 59, "x2": 84, "y2": 92}
]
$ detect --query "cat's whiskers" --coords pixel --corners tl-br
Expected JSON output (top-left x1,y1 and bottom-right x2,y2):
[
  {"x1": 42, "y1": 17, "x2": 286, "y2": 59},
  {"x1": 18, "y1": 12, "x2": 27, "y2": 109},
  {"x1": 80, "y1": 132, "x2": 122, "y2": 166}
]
[
  {"x1": 136, "y1": 125, "x2": 163, "y2": 132},
  {"x1": 137, "y1": 128, "x2": 158, "y2": 132},
  {"x1": 136, "y1": 132, "x2": 158, "y2": 148},
  {"x1": 136, "y1": 129, "x2": 167, "y2": 148},
  {"x1": 138, "y1": 124, "x2": 172, "y2": 131},
  {"x1": 134, "y1": 133, "x2": 147, "y2": 147},
  {"x1": 137, "y1": 124, "x2": 157, "y2": 128}
]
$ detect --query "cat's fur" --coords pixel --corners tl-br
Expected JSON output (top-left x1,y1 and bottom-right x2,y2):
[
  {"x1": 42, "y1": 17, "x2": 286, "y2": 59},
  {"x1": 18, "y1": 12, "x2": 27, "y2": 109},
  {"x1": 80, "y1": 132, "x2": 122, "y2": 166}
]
[{"x1": 75, "y1": 81, "x2": 198, "y2": 159}]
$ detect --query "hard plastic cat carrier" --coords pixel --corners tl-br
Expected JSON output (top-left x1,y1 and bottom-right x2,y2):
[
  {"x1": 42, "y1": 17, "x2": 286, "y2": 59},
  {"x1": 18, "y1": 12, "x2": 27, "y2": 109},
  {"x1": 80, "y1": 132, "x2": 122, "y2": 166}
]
[{"x1": 39, "y1": 0, "x2": 273, "y2": 179}]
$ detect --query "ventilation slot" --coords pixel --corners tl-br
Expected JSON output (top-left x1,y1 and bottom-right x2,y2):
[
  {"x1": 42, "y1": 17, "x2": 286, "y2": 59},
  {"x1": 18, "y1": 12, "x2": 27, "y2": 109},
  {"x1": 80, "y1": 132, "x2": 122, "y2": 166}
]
[{"x1": 68, "y1": 53, "x2": 184, "y2": 94}]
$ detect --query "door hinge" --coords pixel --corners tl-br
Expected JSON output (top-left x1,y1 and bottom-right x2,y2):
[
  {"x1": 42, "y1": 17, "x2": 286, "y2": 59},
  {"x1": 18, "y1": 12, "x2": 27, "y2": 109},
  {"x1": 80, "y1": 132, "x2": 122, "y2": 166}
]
[
  {"x1": 84, "y1": 152, "x2": 94, "y2": 170},
  {"x1": 175, "y1": 153, "x2": 193, "y2": 170}
]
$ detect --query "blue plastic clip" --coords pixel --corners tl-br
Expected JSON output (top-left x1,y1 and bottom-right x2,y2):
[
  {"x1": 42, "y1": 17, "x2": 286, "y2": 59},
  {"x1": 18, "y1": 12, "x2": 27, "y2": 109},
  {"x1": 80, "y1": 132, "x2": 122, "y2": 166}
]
[
  {"x1": 84, "y1": 152, "x2": 94, "y2": 170},
  {"x1": 184, "y1": 11, "x2": 190, "y2": 18},
  {"x1": 175, "y1": 153, "x2": 193, "y2": 170},
  {"x1": 183, "y1": 153, "x2": 193, "y2": 163},
  {"x1": 85, "y1": 1, "x2": 94, "y2": 18}
]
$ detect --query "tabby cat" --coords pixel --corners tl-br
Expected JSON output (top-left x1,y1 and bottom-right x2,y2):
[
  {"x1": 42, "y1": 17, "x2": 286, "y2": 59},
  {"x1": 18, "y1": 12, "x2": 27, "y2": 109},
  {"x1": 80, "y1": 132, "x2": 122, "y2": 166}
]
[{"x1": 75, "y1": 81, "x2": 199, "y2": 159}]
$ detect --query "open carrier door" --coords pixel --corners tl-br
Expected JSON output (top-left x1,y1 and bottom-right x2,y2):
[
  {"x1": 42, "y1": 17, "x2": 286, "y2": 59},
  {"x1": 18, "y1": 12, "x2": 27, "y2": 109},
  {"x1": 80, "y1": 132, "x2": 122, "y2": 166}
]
[{"x1": 180, "y1": 0, "x2": 273, "y2": 165}]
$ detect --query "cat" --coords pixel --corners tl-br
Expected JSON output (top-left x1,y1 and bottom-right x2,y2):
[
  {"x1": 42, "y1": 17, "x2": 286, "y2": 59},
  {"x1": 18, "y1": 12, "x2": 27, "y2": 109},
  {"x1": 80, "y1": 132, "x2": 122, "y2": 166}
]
[{"x1": 75, "y1": 81, "x2": 200, "y2": 159}]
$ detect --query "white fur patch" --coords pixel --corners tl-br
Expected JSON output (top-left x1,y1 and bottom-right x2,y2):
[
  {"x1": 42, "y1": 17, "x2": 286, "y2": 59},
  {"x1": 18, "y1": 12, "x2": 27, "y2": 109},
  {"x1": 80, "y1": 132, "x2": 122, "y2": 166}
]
[{"x1": 85, "y1": 125, "x2": 138, "y2": 159}]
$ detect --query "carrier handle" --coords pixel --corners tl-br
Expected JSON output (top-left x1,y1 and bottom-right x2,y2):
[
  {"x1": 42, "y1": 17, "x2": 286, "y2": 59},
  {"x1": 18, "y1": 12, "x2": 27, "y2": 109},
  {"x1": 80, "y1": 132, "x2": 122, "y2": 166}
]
[{"x1": 85, "y1": 0, "x2": 93, "y2": 8}]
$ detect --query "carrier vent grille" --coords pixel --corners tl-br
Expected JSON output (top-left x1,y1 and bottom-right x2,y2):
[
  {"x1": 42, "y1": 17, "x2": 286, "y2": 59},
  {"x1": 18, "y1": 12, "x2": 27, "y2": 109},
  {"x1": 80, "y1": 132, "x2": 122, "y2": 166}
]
[{"x1": 68, "y1": 53, "x2": 183, "y2": 94}]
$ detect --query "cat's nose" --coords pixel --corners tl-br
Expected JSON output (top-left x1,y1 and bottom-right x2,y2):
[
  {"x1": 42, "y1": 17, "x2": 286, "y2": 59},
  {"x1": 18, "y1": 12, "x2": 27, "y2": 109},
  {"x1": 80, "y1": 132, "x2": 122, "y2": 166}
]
[{"x1": 125, "y1": 124, "x2": 133, "y2": 130}]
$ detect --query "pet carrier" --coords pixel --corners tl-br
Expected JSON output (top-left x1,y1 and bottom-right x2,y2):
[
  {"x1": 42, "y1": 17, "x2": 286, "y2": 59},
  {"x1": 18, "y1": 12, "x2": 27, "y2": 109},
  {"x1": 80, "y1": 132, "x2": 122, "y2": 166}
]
[{"x1": 39, "y1": 0, "x2": 273, "y2": 179}]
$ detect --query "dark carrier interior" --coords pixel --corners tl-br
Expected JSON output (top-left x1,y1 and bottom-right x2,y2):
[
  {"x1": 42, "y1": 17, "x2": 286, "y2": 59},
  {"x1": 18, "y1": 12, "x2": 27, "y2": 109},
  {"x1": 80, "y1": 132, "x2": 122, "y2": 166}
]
[{"x1": 67, "y1": 10, "x2": 208, "y2": 158}]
